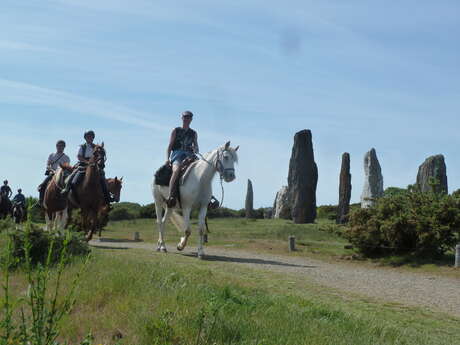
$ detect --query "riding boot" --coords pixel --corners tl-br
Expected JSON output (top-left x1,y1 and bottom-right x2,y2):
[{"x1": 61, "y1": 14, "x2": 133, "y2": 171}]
[
  {"x1": 100, "y1": 177, "x2": 114, "y2": 204},
  {"x1": 166, "y1": 185, "x2": 179, "y2": 208}
]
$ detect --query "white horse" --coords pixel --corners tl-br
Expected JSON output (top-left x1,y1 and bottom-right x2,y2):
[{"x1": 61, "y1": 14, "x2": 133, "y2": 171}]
[{"x1": 152, "y1": 141, "x2": 239, "y2": 259}]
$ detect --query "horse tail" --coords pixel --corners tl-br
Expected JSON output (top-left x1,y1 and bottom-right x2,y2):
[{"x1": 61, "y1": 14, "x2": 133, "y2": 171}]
[{"x1": 170, "y1": 210, "x2": 185, "y2": 232}]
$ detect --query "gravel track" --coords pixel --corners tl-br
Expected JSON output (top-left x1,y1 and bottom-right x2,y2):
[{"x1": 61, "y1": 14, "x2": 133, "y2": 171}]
[{"x1": 90, "y1": 239, "x2": 460, "y2": 318}]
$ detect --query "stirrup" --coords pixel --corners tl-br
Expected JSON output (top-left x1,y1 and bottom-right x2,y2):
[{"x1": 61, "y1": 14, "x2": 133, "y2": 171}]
[{"x1": 166, "y1": 196, "x2": 176, "y2": 208}]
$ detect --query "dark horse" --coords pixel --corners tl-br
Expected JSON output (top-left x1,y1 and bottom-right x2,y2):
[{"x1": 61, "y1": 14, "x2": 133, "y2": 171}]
[
  {"x1": 70, "y1": 144, "x2": 109, "y2": 241},
  {"x1": 12, "y1": 202, "x2": 26, "y2": 224},
  {"x1": 0, "y1": 193, "x2": 12, "y2": 219}
]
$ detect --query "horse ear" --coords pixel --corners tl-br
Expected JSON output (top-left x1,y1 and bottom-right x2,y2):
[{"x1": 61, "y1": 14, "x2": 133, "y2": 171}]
[
  {"x1": 101, "y1": 142, "x2": 104, "y2": 148},
  {"x1": 225, "y1": 141, "x2": 231, "y2": 150},
  {"x1": 234, "y1": 145, "x2": 239, "y2": 152},
  {"x1": 115, "y1": 176, "x2": 118, "y2": 181},
  {"x1": 120, "y1": 176, "x2": 123, "y2": 181}
]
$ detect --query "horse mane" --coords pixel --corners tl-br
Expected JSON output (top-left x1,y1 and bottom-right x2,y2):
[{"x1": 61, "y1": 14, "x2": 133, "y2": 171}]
[{"x1": 202, "y1": 145, "x2": 239, "y2": 163}]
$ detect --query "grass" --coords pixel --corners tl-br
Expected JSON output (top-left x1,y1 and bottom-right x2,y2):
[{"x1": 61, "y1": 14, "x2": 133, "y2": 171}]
[
  {"x1": 3, "y1": 247, "x2": 460, "y2": 345},
  {"x1": 102, "y1": 217, "x2": 460, "y2": 277}
]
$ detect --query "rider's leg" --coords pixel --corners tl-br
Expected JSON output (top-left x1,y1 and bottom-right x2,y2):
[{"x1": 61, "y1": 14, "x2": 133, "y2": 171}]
[
  {"x1": 38, "y1": 175, "x2": 52, "y2": 206},
  {"x1": 61, "y1": 169, "x2": 79, "y2": 194},
  {"x1": 99, "y1": 175, "x2": 113, "y2": 204},
  {"x1": 166, "y1": 163, "x2": 181, "y2": 207}
]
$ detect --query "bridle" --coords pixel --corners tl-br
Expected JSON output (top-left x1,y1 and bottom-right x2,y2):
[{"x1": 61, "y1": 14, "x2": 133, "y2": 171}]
[{"x1": 197, "y1": 148, "x2": 235, "y2": 207}]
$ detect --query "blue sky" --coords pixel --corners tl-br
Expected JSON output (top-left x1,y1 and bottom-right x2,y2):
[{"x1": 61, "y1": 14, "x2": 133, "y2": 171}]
[{"x1": 1, "y1": 1, "x2": 460, "y2": 209}]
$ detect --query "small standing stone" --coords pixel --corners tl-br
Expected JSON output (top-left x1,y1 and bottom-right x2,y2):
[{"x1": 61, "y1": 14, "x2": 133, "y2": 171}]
[
  {"x1": 416, "y1": 155, "x2": 448, "y2": 194},
  {"x1": 289, "y1": 236, "x2": 296, "y2": 252},
  {"x1": 245, "y1": 179, "x2": 254, "y2": 218},
  {"x1": 337, "y1": 153, "x2": 352, "y2": 224},
  {"x1": 273, "y1": 186, "x2": 291, "y2": 219},
  {"x1": 361, "y1": 148, "x2": 383, "y2": 208}
]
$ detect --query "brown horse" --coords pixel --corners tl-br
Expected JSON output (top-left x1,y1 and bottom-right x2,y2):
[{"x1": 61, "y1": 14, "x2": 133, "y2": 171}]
[
  {"x1": 72, "y1": 144, "x2": 108, "y2": 241},
  {"x1": 43, "y1": 165, "x2": 74, "y2": 231},
  {"x1": 12, "y1": 202, "x2": 27, "y2": 225}
]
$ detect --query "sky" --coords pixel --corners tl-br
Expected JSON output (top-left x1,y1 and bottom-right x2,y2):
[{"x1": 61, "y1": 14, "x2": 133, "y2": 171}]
[{"x1": 1, "y1": 0, "x2": 460, "y2": 209}]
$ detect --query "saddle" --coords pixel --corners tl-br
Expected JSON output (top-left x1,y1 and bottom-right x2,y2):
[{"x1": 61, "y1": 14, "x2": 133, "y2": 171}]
[
  {"x1": 154, "y1": 156, "x2": 198, "y2": 187},
  {"x1": 154, "y1": 156, "x2": 198, "y2": 207}
]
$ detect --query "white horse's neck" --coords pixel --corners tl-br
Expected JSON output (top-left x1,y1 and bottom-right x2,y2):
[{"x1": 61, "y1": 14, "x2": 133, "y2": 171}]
[{"x1": 190, "y1": 149, "x2": 220, "y2": 186}]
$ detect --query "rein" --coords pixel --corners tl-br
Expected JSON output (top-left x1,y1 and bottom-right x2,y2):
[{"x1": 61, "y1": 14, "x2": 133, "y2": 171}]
[{"x1": 196, "y1": 150, "x2": 229, "y2": 208}]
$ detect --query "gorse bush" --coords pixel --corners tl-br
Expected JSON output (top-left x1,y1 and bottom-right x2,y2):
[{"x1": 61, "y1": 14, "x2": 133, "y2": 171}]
[
  {"x1": 6, "y1": 223, "x2": 90, "y2": 269},
  {"x1": 1, "y1": 210, "x2": 91, "y2": 345},
  {"x1": 345, "y1": 189, "x2": 460, "y2": 257}
]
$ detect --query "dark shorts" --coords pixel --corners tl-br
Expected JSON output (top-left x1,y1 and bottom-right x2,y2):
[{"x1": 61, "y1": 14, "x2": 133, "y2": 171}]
[{"x1": 170, "y1": 150, "x2": 193, "y2": 166}]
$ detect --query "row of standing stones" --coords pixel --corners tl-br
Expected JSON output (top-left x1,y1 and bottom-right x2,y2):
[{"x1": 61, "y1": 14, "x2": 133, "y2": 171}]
[{"x1": 244, "y1": 129, "x2": 449, "y2": 225}]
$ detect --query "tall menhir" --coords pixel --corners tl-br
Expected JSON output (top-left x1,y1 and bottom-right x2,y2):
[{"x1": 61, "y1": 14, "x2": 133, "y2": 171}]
[
  {"x1": 287, "y1": 129, "x2": 318, "y2": 224},
  {"x1": 337, "y1": 153, "x2": 352, "y2": 224}
]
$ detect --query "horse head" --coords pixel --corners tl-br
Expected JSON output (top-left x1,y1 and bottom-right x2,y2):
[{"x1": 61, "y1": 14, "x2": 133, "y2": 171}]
[
  {"x1": 92, "y1": 144, "x2": 107, "y2": 169},
  {"x1": 107, "y1": 176, "x2": 123, "y2": 202},
  {"x1": 218, "y1": 141, "x2": 239, "y2": 183}
]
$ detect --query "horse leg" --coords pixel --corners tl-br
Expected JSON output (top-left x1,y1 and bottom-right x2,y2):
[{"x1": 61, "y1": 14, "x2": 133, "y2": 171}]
[
  {"x1": 86, "y1": 210, "x2": 96, "y2": 242},
  {"x1": 197, "y1": 206, "x2": 208, "y2": 259},
  {"x1": 155, "y1": 203, "x2": 167, "y2": 252},
  {"x1": 45, "y1": 211, "x2": 52, "y2": 231},
  {"x1": 177, "y1": 208, "x2": 191, "y2": 251}
]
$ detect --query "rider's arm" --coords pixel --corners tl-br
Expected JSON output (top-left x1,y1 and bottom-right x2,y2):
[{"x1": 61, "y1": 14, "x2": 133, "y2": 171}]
[
  {"x1": 77, "y1": 146, "x2": 87, "y2": 163},
  {"x1": 166, "y1": 129, "x2": 176, "y2": 163},
  {"x1": 8, "y1": 187, "x2": 12, "y2": 198},
  {"x1": 46, "y1": 154, "x2": 53, "y2": 170},
  {"x1": 193, "y1": 132, "x2": 199, "y2": 154}
]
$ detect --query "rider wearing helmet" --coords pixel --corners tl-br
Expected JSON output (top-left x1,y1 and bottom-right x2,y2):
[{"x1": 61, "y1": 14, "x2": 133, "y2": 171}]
[
  {"x1": 165, "y1": 111, "x2": 199, "y2": 207},
  {"x1": 38, "y1": 140, "x2": 70, "y2": 207},
  {"x1": 0, "y1": 180, "x2": 12, "y2": 199},
  {"x1": 12, "y1": 188, "x2": 26, "y2": 207},
  {"x1": 61, "y1": 130, "x2": 113, "y2": 204}
]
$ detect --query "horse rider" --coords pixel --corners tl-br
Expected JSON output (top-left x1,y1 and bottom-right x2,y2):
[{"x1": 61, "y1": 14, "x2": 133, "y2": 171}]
[
  {"x1": 61, "y1": 130, "x2": 114, "y2": 204},
  {"x1": 12, "y1": 188, "x2": 26, "y2": 208},
  {"x1": 38, "y1": 140, "x2": 71, "y2": 207},
  {"x1": 165, "y1": 111, "x2": 199, "y2": 207},
  {"x1": 0, "y1": 180, "x2": 12, "y2": 199}
]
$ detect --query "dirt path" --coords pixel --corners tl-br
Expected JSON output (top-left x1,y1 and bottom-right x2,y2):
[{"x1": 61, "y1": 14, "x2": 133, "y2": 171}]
[{"x1": 90, "y1": 239, "x2": 460, "y2": 318}]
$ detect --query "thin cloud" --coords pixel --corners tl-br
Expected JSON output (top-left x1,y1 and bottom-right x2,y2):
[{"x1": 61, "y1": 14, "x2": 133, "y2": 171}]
[{"x1": 0, "y1": 78, "x2": 169, "y2": 132}]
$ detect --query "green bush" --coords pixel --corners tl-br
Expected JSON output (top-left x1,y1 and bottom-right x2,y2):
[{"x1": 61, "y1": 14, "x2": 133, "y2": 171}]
[
  {"x1": 6, "y1": 224, "x2": 90, "y2": 268},
  {"x1": 317, "y1": 205, "x2": 338, "y2": 220},
  {"x1": 345, "y1": 190, "x2": 460, "y2": 257},
  {"x1": 139, "y1": 203, "x2": 156, "y2": 218}
]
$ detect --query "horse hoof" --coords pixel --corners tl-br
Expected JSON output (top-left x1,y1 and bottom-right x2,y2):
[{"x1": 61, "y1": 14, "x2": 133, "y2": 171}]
[
  {"x1": 156, "y1": 247, "x2": 161, "y2": 252},
  {"x1": 198, "y1": 253, "x2": 205, "y2": 260},
  {"x1": 177, "y1": 245, "x2": 184, "y2": 251},
  {"x1": 161, "y1": 248, "x2": 168, "y2": 253}
]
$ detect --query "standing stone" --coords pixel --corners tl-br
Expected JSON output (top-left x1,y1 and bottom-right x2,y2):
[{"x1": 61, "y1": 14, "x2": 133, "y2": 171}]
[
  {"x1": 288, "y1": 130, "x2": 318, "y2": 223},
  {"x1": 273, "y1": 186, "x2": 291, "y2": 219},
  {"x1": 337, "y1": 153, "x2": 352, "y2": 224},
  {"x1": 416, "y1": 155, "x2": 448, "y2": 194},
  {"x1": 361, "y1": 148, "x2": 383, "y2": 208},
  {"x1": 245, "y1": 179, "x2": 254, "y2": 218}
]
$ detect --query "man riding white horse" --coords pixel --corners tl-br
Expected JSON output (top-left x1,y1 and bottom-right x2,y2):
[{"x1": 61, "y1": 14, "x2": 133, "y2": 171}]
[
  {"x1": 153, "y1": 138, "x2": 239, "y2": 258},
  {"x1": 38, "y1": 140, "x2": 70, "y2": 207},
  {"x1": 61, "y1": 130, "x2": 113, "y2": 204},
  {"x1": 165, "y1": 110, "x2": 199, "y2": 208}
]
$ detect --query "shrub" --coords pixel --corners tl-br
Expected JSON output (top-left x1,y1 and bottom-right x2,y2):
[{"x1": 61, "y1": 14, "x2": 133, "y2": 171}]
[
  {"x1": 345, "y1": 190, "x2": 460, "y2": 257},
  {"x1": 139, "y1": 203, "x2": 156, "y2": 218},
  {"x1": 6, "y1": 223, "x2": 90, "y2": 268},
  {"x1": 317, "y1": 205, "x2": 338, "y2": 221},
  {"x1": 108, "y1": 202, "x2": 141, "y2": 221},
  {"x1": 1, "y1": 214, "x2": 91, "y2": 344}
]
